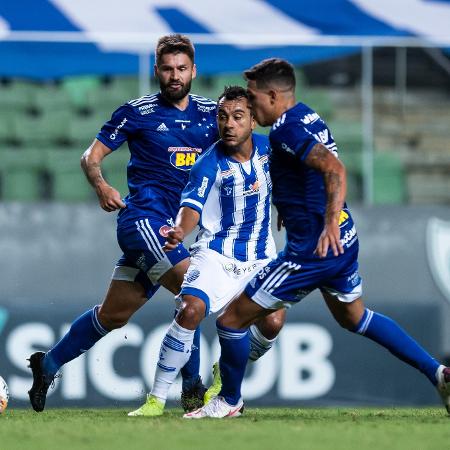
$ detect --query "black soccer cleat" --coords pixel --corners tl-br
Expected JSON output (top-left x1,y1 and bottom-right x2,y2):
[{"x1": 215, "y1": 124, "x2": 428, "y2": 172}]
[
  {"x1": 180, "y1": 377, "x2": 207, "y2": 412},
  {"x1": 27, "y1": 351, "x2": 55, "y2": 412}
]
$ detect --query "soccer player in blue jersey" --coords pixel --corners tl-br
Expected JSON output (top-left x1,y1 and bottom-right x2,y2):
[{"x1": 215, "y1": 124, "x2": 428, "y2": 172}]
[
  {"x1": 128, "y1": 85, "x2": 285, "y2": 417},
  {"x1": 27, "y1": 34, "x2": 240, "y2": 413},
  {"x1": 185, "y1": 58, "x2": 450, "y2": 418}
]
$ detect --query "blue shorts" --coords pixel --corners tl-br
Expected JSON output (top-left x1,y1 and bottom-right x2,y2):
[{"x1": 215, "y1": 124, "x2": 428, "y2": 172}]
[
  {"x1": 112, "y1": 215, "x2": 189, "y2": 299},
  {"x1": 245, "y1": 244, "x2": 362, "y2": 310}
]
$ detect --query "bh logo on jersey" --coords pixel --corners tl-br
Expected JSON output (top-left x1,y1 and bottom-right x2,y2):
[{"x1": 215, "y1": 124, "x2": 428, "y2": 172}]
[{"x1": 168, "y1": 147, "x2": 202, "y2": 171}]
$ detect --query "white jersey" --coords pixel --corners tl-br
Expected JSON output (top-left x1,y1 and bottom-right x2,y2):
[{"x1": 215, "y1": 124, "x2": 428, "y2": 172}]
[{"x1": 180, "y1": 133, "x2": 276, "y2": 262}]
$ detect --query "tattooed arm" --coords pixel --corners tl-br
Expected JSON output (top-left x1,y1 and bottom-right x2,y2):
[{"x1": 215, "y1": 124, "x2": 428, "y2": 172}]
[
  {"x1": 81, "y1": 139, "x2": 126, "y2": 212},
  {"x1": 304, "y1": 143, "x2": 347, "y2": 257}
]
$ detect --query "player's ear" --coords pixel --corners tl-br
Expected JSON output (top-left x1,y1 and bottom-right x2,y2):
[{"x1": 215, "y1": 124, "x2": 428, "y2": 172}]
[
  {"x1": 192, "y1": 64, "x2": 197, "y2": 80},
  {"x1": 153, "y1": 64, "x2": 159, "y2": 78},
  {"x1": 250, "y1": 115, "x2": 256, "y2": 130},
  {"x1": 268, "y1": 89, "x2": 277, "y2": 104}
]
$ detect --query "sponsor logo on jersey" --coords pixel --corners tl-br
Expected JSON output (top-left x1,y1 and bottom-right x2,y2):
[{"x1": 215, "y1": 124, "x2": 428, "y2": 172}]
[
  {"x1": 197, "y1": 104, "x2": 216, "y2": 112},
  {"x1": 347, "y1": 271, "x2": 361, "y2": 287},
  {"x1": 281, "y1": 142, "x2": 295, "y2": 155},
  {"x1": 223, "y1": 262, "x2": 258, "y2": 277},
  {"x1": 427, "y1": 217, "x2": 450, "y2": 305},
  {"x1": 168, "y1": 147, "x2": 202, "y2": 171},
  {"x1": 258, "y1": 154, "x2": 269, "y2": 164},
  {"x1": 109, "y1": 117, "x2": 127, "y2": 140},
  {"x1": 138, "y1": 104, "x2": 156, "y2": 115},
  {"x1": 301, "y1": 112, "x2": 320, "y2": 125},
  {"x1": 136, "y1": 253, "x2": 148, "y2": 272},
  {"x1": 220, "y1": 169, "x2": 235, "y2": 178},
  {"x1": 159, "y1": 225, "x2": 171, "y2": 237},
  {"x1": 340, "y1": 225, "x2": 357, "y2": 248},
  {"x1": 338, "y1": 210, "x2": 349, "y2": 227},
  {"x1": 185, "y1": 269, "x2": 200, "y2": 283},
  {"x1": 157, "y1": 123, "x2": 169, "y2": 131},
  {"x1": 197, "y1": 177, "x2": 209, "y2": 198}
]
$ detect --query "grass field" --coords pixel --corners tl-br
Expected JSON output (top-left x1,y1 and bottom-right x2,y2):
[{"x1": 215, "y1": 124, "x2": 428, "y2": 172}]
[{"x1": 1, "y1": 407, "x2": 449, "y2": 450}]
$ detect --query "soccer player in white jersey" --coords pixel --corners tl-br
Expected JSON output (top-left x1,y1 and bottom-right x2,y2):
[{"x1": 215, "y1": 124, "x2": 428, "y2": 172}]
[
  {"x1": 128, "y1": 86, "x2": 286, "y2": 417},
  {"x1": 27, "y1": 35, "x2": 284, "y2": 414}
]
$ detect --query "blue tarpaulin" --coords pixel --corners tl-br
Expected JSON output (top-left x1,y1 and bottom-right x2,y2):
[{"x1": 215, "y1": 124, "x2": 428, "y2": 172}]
[{"x1": 1, "y1": 0, "x2": 450, "y2": 78}]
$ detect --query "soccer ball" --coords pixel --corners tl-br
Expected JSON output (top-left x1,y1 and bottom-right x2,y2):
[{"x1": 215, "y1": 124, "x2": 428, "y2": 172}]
[{"x1": 0, "y1": 376, "x2": 9, "y2": 413}]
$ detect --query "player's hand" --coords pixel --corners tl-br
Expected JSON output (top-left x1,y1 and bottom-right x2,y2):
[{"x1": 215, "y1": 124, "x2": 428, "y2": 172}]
[
  {"x1": 277, "y1": 214, "x2": 284, "y2": 231},
  {"x1": 163, "y1": 226, "x2": 185, "y2": 252},
  {"x1": 96, "y1": 184, "x2": 126, "y2": 212},
  {"x1": 314, "y1": 222, "x2": 344, "y2": 258}
]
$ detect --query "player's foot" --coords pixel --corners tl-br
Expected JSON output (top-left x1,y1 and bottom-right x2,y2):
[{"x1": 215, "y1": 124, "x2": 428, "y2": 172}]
[
  {"x1": 183, "y1": 395, "x2": 244, "y2": 419},
  {"x1": 27, "y1": 351, "x2": 56, "y2": 412},
  {"x1": 127, "y1": 395, "x2": 165, "y2": 417},
  {"x1": 436, "y1": 365, "x2": 450, "y2": 413},
  {"x1": 204, "y1": 362, "x2": 222, "y2": 405},
  {"x1": 180, "y1": 377, "x2": 207, "y2": 412}
]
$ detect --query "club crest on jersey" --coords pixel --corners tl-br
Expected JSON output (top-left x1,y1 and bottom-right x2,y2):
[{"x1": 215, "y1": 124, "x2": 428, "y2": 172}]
[
  {"x1": 168, "y1": 147, "x2": 202, "y2": 171},
  {"x1": 243, "y1": 180, "x2": 261, "y2": 196},
  {"x1": 427, "y1": 217, "x2": 450, "y2": 305}
]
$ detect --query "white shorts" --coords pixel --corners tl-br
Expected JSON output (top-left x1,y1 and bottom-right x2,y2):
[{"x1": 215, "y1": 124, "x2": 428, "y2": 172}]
[{"x1": 180, "y1": 247, "x2": 271, "y2": 314}]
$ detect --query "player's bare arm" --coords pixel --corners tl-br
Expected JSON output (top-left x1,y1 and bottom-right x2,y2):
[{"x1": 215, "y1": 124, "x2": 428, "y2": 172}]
[
  {"x1": 305, "y1": 142, "x2": 347, "y2": 257},
  {"x1": 81, "y1": 139, "x2": 126, "y2": 212},
  {"x1": 164, "y1": 206, "x2": 200, "y2": 251}
]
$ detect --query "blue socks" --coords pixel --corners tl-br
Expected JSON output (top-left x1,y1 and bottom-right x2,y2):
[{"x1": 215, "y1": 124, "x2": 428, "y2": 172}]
[
  {"x1": 43, "y1": 305, "x2": 109, "y2": 377},
  {"x1": 181, "y1": 326, "x2": 201, "y2": 391},
  {"x1": 353, "y1": 309, "x2": 440, "y2": 385},
  {"x1": 216, "y1": 322, "x2": 249, "y2": 406}
]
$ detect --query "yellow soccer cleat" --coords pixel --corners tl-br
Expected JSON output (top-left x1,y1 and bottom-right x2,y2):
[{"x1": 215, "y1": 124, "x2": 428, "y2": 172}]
[
  {"x1": 204, "y1": 362, "x2": 222, "y2": 405},
  {"x1": 127, "y1": 395, "x2": 165, "y2": 417}
]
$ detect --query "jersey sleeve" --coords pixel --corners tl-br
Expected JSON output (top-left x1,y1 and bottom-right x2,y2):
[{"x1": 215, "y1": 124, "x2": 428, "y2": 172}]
[
  {"x1": 96, "y1": 104, "x2": 139, "y2": 151},
  {"x1": 271, "y1": 120, "x2": 319, "y2": 161},
  {"x1": 180, "y1": 150, "x2": 217, "y2": 214}
]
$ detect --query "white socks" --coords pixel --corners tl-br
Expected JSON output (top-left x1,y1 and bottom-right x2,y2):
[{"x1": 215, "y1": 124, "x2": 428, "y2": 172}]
[
  {"x1": 248, "y1": 324, "x2": 277, "y2": 362},
  {"x1": 151, "y1": 320, "x2": 195, "y2": 402}
]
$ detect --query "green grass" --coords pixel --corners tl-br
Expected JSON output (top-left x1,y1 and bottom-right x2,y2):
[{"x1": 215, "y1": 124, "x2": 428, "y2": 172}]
[{"x1": 1, "y1": 407, "x2": 449, "y2": 450}]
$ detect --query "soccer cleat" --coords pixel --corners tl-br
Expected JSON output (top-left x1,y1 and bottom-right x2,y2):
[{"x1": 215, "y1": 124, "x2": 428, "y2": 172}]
[
  {"x1": 204, "y1": 362, "x2": 222, "y2": 405},
  {"x1": 183, "y1": 395, "x2": 244, "y2": 419},
  {"x1": 180, "y1": 377, "x2": 207, "y2": 412},
  {"x1": 27, "y1": 351, "x2": 56, "y2": 412},
  {"x1": 127, "y1": 395, "x2": 165, "y2": 417},
  {"x1": 436, "y1": 365, "x2": 450, "y2": 413}
]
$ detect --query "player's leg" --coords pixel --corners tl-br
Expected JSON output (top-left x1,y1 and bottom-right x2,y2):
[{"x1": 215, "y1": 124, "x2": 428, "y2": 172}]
[
  {"x1": 249, "y1": 308, "x2": 286, "y2": 361},
  {"x1": 186, "y1": 255, "x2": 302, "y2": 418},
  {"x1": 321, "y1": 255, "x2": 450, "y2": 412},
  {"x1": 185, "y1": 291, "x2": 274, "y2": 419},
  {"x1": 27, "y1": 276, "x2": 150, "y2": 412}
]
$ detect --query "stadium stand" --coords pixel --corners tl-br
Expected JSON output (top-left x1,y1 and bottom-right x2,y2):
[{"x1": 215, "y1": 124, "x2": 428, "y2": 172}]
[{"x1": 2, "y1": 72, "x2": 449, "y2": 204}]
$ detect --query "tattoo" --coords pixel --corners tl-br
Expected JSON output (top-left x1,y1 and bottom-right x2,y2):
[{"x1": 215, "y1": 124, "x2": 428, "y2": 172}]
[{"x1": 305, "y1": 143, "x2": 345, "y2": 223}]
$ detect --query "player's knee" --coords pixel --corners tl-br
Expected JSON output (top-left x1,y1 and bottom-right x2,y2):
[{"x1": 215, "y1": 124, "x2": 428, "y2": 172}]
[
  {"x1": 263, "y1": 309, "x2": 286, "y2": 336},
  {"x1": 335, "y1": 314, "x2": 359, "y2": 331},
  {"x1": 176, "y1": 297, "x2": 205, "y2": 328},
  {"x1": 97, "y1": 307, "x2": 130, "y2": 330}
]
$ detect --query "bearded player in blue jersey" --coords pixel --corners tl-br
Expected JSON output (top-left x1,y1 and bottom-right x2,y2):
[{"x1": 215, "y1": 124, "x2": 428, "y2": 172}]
[
  {"x1": 128, "y1": 86, "x2": 285, "y2": 417},
  {"x1": 27, "y1": 36, "x2": 283, "y2": 413},
  {"x1": 185, "y1": 58, "x2": 450, "y2": 419}
]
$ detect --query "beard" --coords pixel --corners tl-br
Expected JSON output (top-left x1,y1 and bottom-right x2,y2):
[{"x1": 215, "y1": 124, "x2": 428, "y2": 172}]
[{"x1": 159, "y1": 79, "x2": 192, "y2": 102}]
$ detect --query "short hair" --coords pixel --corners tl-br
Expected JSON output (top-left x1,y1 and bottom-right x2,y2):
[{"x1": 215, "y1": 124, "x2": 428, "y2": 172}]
[
  {"x1": 244, "y1": 58, "x2": 295, "y2": 91},
  {"x1": 155, "y1": 34, "x2": 195, "y2": 66},
  {"x1": 218, "y1": 85, "x2": 249, "y2": 103}
]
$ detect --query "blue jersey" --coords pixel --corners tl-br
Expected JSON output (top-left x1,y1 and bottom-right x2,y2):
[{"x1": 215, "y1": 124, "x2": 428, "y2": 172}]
[
  {"x1": 269, "y1": 102, "x2": 357, "y2": 259},
  {"x1": 180, "y1": 133, "x2": 276, "y2": 262},
  {"x1": 96, "y1": 93, "x2": 218, "y2": 222}
]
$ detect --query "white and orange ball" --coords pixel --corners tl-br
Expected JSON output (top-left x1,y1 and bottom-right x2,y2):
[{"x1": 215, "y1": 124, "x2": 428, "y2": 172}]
[{"x1": 0, "y1": 376, "x2": 9, "y2": 413}]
